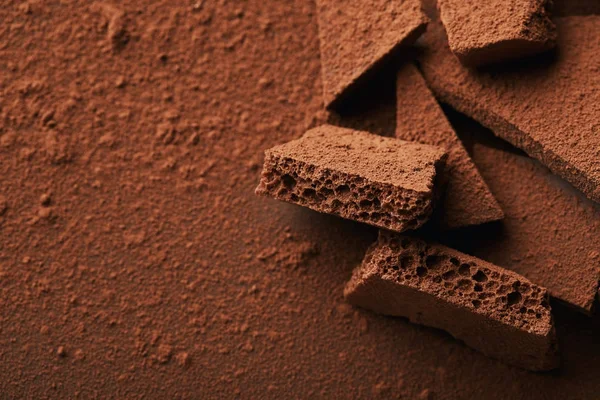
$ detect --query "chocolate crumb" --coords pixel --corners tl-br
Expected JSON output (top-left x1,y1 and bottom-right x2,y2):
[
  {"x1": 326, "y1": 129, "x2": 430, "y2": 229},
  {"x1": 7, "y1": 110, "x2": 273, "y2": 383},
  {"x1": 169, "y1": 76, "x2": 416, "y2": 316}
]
[
  {"x1": 56, "y1": 346, "x2": 66, "y2": 358},
  {"x1": 40, "y1": 193, "x2": 52, "y2": 206},
  {"x1": 0, "y1": 196, "x2": 7, "y2": 216}
]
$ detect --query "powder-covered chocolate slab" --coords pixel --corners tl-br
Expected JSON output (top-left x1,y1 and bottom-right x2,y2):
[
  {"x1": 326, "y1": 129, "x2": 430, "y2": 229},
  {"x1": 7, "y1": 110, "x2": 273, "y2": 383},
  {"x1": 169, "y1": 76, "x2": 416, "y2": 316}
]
[
  {"x1": 345, "y1": 231, "x2": 559, "y2": 371},
  {"x1": 418, "y1": 16, "x2": 600, "y2": 205},
  {"x1": 316, "y1": 0, "x2": 428, "y2": 109},
  {"x1": 463, "y1": 143, "x2": 600, "y2": 314},
  {"x1": 255, "y1": 125, "x2": 447, "y2": 233},
  {"x1": 396, "y1": 64, "x2": 503, "y2": 229},
  {"x1": 438, "y1": 0, "x2": 556, "y2": 66}
]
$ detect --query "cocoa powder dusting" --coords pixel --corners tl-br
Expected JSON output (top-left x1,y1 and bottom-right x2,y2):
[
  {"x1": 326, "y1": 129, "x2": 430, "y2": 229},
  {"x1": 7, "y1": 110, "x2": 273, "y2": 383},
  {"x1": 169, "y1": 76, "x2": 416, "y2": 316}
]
[{"x1": 1, "y1": 0, "x2": 600, "y2": 398}]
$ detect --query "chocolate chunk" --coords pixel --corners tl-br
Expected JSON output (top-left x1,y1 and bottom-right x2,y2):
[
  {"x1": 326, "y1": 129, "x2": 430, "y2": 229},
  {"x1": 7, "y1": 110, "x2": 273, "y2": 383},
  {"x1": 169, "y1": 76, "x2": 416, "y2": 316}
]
[
  {"x1": 396, "y1": 64, "x2": 503, "y2": 229},
  {"x1": 344, "y1": 231, "x2": 559, "y2": 371},
  {"x1": 255, "y1": 125, "x2": 447, "y2": 233},
  {"x1": 316, "y1": 0, "x2": 428, "y2": 109},
  {"x1": 418, "y1": 17, "x2": 600, "y2": 204},
  {"x1": 437, "y1": 0, "x2": 556, "y2": 66},
  {"x1": 462, "y1": 141, "x2": 600, "y2": 314}
]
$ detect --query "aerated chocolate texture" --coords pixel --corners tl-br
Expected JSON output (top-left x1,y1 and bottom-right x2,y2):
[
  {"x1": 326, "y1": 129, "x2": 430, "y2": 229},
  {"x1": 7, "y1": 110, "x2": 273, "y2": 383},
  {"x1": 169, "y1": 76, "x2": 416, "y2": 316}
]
[
  {"x1": 395, "y1": 64, "x2": 503, "y2": 229},
  {"x1": 468, "y1": 143, "x2": 600, "y2": 314},
  {"x1": 344, "y1": 231, "x2": 559, "y2": 371},
  {"x1": 255, "y1": 125, "x2": 447, "y2": 233},
  {"x1": 438, "y1": 0, "x2": 556, "y2": 66},
  {"x1": 419, "y1": 17, "x2": 600, "y2": 204},
  {"x1": 316, "y1": 0, "x2": 428, "y2": 108}
]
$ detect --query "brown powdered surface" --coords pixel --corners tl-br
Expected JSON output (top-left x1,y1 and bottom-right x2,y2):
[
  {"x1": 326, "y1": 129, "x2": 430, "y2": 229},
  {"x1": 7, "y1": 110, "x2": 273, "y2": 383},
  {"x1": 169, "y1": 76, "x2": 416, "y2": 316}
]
[
  {"x1": 256, "y1": 125, "x2": 447, "y2": 233},
  {"x1": 2, "y1": 0, "x2": 600, "y2": 398},
  {"x1": 345, "y1": 231, "x2": 559, "y2": 371},
  {"x1": 437, "y1": 0, "x2": 556, "y2": 66},
  {"x1": 316, "y1": 0, "x2": 428, "y2": 109},
  {"x1": 395, "y1": 64, "x2": 502, "y2": 229},
  {"x1": 447, "y1": 133, "x2": 600, "y2": 314},
  {"x1": 418, "y1": 15, "x2": 600, "y2": 206}
]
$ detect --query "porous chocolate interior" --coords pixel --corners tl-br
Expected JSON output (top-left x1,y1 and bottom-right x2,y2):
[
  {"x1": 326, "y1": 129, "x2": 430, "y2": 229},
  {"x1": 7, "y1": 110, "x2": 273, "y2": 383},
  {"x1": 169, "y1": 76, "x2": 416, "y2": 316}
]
[
  {"x1": 257, "y1": 154, "x2": 435, "y2": 232},
  {"x1": 372, "y1": 232, "x2": 552, "y2": 333}
]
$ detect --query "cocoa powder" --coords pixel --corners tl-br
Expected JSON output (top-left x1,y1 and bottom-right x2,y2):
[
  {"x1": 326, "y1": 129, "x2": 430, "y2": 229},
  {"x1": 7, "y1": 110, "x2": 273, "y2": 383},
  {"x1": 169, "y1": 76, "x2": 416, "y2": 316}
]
[{"x1": 0, "y1": 0, "x2": 600, "y2": 398}]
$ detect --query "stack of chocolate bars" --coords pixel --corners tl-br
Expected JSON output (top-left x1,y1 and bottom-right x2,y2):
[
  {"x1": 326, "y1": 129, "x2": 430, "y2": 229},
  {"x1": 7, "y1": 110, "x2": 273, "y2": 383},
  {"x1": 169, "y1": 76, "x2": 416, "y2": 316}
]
[{"x1": 255, "y1": 0, "x2": 599, "y2": 371}]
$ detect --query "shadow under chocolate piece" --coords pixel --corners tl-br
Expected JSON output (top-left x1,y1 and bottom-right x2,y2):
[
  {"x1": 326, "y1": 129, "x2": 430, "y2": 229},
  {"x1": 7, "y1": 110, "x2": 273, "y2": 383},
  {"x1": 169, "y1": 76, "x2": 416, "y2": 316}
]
[
  {"x1": 255, "y1": 125, "x2": 447, "y2": 233},
  {"x1": 345, "y1": 231, "x2": 559, "y2": 371},
  {"x1": 418, "y1": 16, "x2": 600, "y2": 205},
  {"x1": 396, "y1": 64, "x2": 503, "y2": 229},
  {"x1": 316, "y1": 0, "x2": 428, "y2": 109},
  {"x1": 438, "y1": 0, "x2": 556, "y2": 66}
]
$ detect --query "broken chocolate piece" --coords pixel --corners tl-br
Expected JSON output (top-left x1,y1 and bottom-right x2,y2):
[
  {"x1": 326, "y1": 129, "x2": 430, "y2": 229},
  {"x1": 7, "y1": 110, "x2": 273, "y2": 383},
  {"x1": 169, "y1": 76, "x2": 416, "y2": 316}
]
[
  {"x1": 316, "y1": 0, "x2": 428, "y2": 109},
  {"x1": 437, "y1": 0, "x2": 556, "y2": 66},
  {"x1": 418, "y1": 16, "x2": 600, "y2": 205},
  {"x1": 396, "y1": 64, "x2": 503, "y2": 229},
  {"x1": 255, "y1": 125, "x2": 447, "y2": 233},
  {"x1": 345, "y1": 231, "x2": 559, "y2": 371},
  {"x1": 459, "y1": 141, "x2": 600, "y2": 314}
]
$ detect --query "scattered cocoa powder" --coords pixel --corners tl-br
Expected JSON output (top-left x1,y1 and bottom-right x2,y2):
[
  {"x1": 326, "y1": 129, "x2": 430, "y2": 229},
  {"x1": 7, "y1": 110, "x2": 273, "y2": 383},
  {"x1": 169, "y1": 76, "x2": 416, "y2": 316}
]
[{"x1": 0, "y1": 0, "x2": 599, "y2": 398}]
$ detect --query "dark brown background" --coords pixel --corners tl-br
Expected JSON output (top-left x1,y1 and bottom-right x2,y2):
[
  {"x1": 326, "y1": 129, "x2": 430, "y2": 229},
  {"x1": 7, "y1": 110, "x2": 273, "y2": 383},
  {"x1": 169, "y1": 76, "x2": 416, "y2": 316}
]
[{"x1": 0, "y1": 0, "x2": 599, "y2": 398}]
